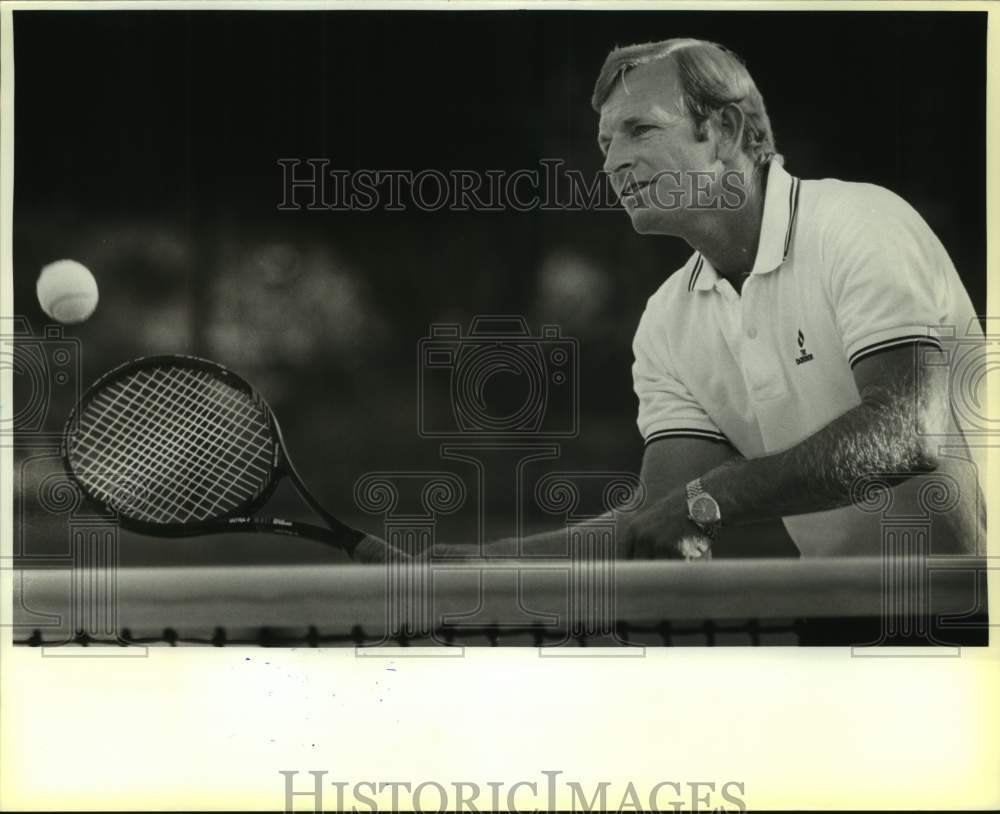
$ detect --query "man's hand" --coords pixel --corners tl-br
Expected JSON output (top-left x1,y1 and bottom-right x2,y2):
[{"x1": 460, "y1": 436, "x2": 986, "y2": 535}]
[{"x1": 619, "y1": 488, "x2": 713, "y2": 559}]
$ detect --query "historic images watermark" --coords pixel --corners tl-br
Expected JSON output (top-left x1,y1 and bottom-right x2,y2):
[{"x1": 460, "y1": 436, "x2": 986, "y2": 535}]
[
  {"x1": 0, "y1": 316, "x2": 81, "y2": 447},
  {"x1": 280, "y1": 770, "x2": 747, "y2": 813},
  {"x1": 351, "y1": 315, "x2": 643, "y2": 648},
  {"x1": 3, "y1": 317, "x2": 139, "y2": 653},
  {"x1": 277, "y1": 159, "x2": 750, "y2": 213}
]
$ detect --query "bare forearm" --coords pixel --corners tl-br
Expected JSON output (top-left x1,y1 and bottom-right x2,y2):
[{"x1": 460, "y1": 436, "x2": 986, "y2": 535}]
[
  {"x1": 430, "y1": 511, "x2": 622, "y2": 559},
  {"x1": 703, "y1": 388, "x2": 939, "y2": 525}
]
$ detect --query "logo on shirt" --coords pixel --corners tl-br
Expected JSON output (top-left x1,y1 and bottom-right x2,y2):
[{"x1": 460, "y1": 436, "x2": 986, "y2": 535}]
[{"x1": 795, "y1": 330, "x2": 814, "y2": 365}]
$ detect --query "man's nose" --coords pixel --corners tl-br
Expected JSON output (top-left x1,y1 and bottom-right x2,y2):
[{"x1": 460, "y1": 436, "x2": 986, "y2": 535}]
[{"x1": 602, "y1": 139, "x2": 634, "y2": 177}]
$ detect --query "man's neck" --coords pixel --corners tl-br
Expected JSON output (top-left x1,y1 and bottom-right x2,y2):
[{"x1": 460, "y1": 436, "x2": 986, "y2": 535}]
[{"x1": 685, "y1": 164, "x2": 768, "y2": 287}]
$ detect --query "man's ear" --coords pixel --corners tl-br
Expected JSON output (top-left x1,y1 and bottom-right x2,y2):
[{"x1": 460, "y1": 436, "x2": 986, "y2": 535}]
[{"x1": 714, "y1": 103, "x2": 746, "y2": 162}]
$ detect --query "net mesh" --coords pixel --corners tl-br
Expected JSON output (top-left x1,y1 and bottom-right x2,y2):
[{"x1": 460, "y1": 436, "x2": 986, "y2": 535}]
[
  {"x1": 13, "y1": 558, "x2": 989, "y2": 648},
  {"x1": 66, "y1": 365, "x2": 275, "y2": 524}
]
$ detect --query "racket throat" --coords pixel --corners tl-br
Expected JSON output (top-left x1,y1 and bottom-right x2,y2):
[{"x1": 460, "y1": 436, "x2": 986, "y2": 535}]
[{"x1": 286, "y1": 466, "x2": 366, "y2": 553}]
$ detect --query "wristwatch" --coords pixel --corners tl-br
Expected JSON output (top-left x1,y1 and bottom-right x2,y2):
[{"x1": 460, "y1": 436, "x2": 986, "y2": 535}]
[{"x1": 685, "y1": 478, "x2": 722, "y2": 540}]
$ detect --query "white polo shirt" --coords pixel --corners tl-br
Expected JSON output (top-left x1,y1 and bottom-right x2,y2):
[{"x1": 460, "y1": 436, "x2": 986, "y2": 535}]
[{"x1": 632, "y1": 158, "x2": 984, "y2": 556}]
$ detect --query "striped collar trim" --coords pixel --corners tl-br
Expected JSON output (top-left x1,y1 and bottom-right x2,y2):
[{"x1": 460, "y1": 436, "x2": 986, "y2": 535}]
[
  {"x1": 687, "y1": 254, "x2": 707, "y2": 291},
  {"x1": 782, "y1": 177, "x2": 802, "y2": 260},
  {"x1": 751, "y1": 159, "x2": 801, "y2": 276},
  {"x1": 687, "y1": 160, "x2": 800, "y2": 293}
]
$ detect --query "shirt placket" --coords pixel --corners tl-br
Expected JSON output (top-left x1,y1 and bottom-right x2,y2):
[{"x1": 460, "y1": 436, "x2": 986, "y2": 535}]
[
  {"x1": 741, "y1": 281, "x2": 790, "y2": 448},
  {"x1": 714, "y1": 278, "x2": 745, "y2": 365}
]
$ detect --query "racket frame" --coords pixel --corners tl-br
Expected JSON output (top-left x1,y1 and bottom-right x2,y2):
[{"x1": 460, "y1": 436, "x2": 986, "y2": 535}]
[{"x1": 61, "y1": 354, "x2": 365, "y2": 554}]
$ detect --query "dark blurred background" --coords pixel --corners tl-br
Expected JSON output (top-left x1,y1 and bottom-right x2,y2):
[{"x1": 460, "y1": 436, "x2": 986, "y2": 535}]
[{"x1": 10, "y1": 10, "x2": 986, "y2": 564}]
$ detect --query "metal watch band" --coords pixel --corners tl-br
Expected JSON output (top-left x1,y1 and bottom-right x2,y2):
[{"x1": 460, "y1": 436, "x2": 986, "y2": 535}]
[
  {"x1": 686, "y1": 478, "x2": 705, "y2": 501},
  {"x1": 685, "y1": 477, "x2": 721, "y2": 539}
]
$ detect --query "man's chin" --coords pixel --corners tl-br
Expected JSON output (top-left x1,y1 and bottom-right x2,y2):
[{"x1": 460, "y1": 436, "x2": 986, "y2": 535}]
[{"x1": 626, "y1": 206, "x2": 678, "y2": 235}]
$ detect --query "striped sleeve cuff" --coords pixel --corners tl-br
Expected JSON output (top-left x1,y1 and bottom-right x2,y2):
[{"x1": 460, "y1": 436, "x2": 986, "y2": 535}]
[
  {"x1": 847, "y1": 329, "x2": 944, "y2": 369},
  {"x1": 643, "y1": 427, "x2": 731, "y2": 447}
]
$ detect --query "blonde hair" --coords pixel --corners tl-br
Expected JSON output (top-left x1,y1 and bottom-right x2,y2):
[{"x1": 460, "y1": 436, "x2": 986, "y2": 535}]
[{"x1": 592, "y1": 38, "x2": 780, "y2": 166}]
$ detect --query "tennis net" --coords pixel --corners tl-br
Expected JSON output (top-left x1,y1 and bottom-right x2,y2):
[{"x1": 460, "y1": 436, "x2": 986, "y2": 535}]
[{"x1": 11, "y1": 555, "x2": 988, "y2": 647}]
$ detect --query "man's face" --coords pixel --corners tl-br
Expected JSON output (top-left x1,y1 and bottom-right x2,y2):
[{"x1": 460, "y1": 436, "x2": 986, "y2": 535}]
[{"x1": 597, "y1": 59, "x2": 719, "y2": 235}]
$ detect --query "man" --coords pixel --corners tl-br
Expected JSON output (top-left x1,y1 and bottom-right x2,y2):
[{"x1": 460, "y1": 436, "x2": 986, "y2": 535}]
[
  {"x1": 593, "y1": 38, "x2": 984, "y2": 558},
  {"x1": 411, "y1": 37, "x2": 983, "y2": 562}
]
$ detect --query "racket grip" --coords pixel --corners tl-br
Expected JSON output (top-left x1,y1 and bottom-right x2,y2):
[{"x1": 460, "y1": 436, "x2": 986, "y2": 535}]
[{"x1": 351, "y1": 534, "x2": 412, "y2": 564}]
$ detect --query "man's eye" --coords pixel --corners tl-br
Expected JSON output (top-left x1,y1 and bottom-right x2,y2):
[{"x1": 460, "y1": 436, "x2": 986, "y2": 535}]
[{"x1": 632, "y1": 124, "x2": 655, "y2": 136}]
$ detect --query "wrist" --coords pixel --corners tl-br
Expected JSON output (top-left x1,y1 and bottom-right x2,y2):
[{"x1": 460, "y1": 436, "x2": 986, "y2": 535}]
[{"x1": 685, "y1": 477, "x2": 722, "y2": 539}]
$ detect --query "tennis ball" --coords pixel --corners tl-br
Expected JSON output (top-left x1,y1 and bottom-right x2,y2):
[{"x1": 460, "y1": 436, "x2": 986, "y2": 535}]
[{"x1": 36, "y1": 259, "x2": 99, "y2": 324}]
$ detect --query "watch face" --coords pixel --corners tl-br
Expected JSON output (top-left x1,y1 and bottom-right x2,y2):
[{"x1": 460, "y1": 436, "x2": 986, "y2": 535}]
[{"x1": 690, "y1": 495, "x2": 721, "y2": 525}]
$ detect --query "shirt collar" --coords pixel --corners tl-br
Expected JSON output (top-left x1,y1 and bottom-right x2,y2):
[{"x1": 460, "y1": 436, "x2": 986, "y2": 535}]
[{"x1": 687, "y1": 159, "x2": 800, "y2": 293}]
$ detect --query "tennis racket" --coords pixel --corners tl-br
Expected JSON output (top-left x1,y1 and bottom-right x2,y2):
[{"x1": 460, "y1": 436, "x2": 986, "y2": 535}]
[{"x1": 61, "y1": 354, "x2": 395, "y2": 563}]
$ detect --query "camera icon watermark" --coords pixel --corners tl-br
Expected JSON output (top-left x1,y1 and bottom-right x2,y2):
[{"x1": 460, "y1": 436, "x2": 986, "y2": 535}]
[
  {"x1": 417, "y1": 316, "x2": 578, "y2": 438},
  {"x1": 11, "y1": 452, "x2": 138, "y2": 654},
  {"x1": 918, "y1": 317, "x2": 998, "y2": 437},
  {"x1": 0, "y1": 317, "x2": 82, "y2": 446},
  {"x1": 848, "y1": 471, "x2": 987, "y2": 654}
]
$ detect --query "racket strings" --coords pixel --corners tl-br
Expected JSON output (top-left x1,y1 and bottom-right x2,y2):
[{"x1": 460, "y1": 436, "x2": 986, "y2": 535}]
[
  {"x1": 73, "y1": 367, "x2": 270, "y2": 522},
  {"x1": 72, "y1": 368, "x2": 264, "y2": 522},
  {"x1": 76, "y1": 369, "x2": 243, "y2": 510},
  {"x1": 80, "y1": 371, "x2": 249, "y2": 509},
  {"x1": 87, "y1": 368, "x2": 273, "y2": 521},
  {"x1": 68, "y1": 365, "x2": 275, "y2": 524},
  {"x1": 97, "y1": 374, "x2": 264, "y2": 520},
  {"x1": 91, "y1": 369, "x2": 268, "y2": 515}
]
